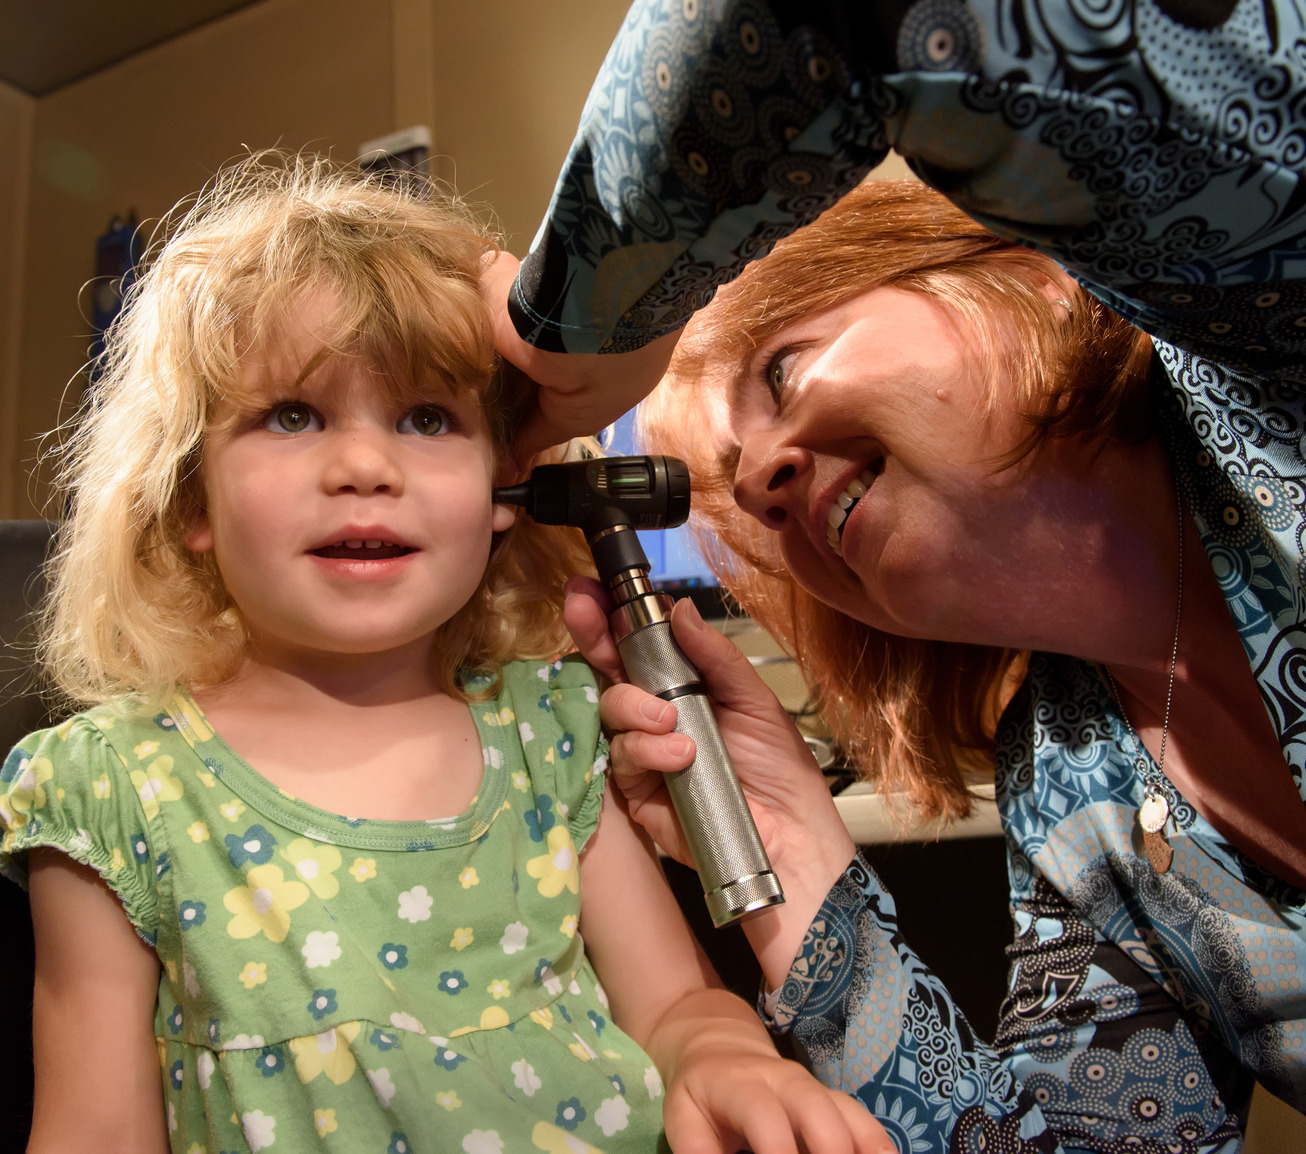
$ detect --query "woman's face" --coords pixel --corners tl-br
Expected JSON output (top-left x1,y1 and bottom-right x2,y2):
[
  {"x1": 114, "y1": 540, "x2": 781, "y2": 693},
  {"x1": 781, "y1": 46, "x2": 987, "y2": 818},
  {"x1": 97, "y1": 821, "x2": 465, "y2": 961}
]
[{"x1": 717, "y1": 284, "x2": 1050, "y2": 643}]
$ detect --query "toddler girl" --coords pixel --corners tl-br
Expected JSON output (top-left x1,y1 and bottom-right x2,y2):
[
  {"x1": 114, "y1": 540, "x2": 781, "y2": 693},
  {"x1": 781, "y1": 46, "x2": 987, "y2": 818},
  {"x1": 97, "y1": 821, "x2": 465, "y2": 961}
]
[{"x1": 0, "y1": 156, "x2": 885, "y2": 1154}]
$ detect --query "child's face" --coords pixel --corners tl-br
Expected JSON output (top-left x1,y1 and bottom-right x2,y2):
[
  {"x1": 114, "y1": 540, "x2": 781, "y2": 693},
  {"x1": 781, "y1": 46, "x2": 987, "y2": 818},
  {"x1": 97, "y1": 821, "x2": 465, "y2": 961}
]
[{"x1": 184, "y1": 294, "x2": 516, "y2": 675}]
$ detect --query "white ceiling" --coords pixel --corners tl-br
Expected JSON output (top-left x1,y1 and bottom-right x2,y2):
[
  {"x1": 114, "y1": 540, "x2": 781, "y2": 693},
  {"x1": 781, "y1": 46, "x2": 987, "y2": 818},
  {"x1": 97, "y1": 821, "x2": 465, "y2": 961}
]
[{"x1": 0, "y1": 0, "x2": 266, "y2": 96}]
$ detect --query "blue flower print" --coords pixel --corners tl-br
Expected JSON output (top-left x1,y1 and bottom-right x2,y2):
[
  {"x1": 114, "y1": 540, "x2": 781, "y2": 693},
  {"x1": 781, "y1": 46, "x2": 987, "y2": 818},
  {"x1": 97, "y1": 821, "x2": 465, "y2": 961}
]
[
  {"x1": 525, "y1": 795, "x2": 556, "y2": 842},
  {"x1": 556, "y1": 1002, "x2": 572, "y2": 1024},
  {"x1": 307, "y1": 989, "x2": 338, "y2": 1021},
  {"x1": 588, "y1": 1010, "x2": 605, "y2": 1035},
  {"x1": 609, "y1": 1074, "x2": 625, "y2": 1095},
  {"x1": 169, "y1": 1060, "x2": 183, "y2": 1090},
  {"x1": 405, "y1": 838, "x2": 436, "y2": 851},
  {"x1": 438, "y1": 970, "x2": 467, "y2": 995},
  {"x1": 202, "y1": 757, "x2": 223, "y2": 778},
  {"x1": 555, "y1": 733, "x2": 575, "y2": 760},
  {"x1": 388, "y1": 1133, "x2": 410, "y2": 1154},
  {"x1": 178, "y1": 900, "x2": 206, "y2": 930},
  {"x1": 256, "y1": 1047, "x2": 285, "y2": 1077},
  {"x1": 556, "y1": 1098, "x2": 586, "y2": 1130},
  {"x1": 225, "y1": 824, "x2": 277, "y2": 868},
  {"x1": 0, "y1": 747, "x2": 25, "y2": 783},
  {"x1": 370, "y1": 1028, "x2": 401, "y2": 1051},
  {"x1": 207, "y1": 1018, "x2": 221, "y2": 1047},
  {"x1": 378, "y1": 943, "x2": 408, "y2": 970},
  {"x1": 343, "y1": 816, "x2": 367, "y2": 828},
  {"x1": 154, "y1": 851, "x2": 171, "y2": 879},
  {"x1": 130, "y1": 834, "x2": 150, "y2": 863},
  {"x1": 153, "y1": 712, "x2": 176, "y2": 732},
  {"x1": 537, "y1": 693, "x2": 554, "y2": 713},
  {"x1": 167, "y1": 1005, "x2": 184, "y2": 1035},
  {"x1": 433, "y1": 1044, "x2": 466, "y2": 1070}
]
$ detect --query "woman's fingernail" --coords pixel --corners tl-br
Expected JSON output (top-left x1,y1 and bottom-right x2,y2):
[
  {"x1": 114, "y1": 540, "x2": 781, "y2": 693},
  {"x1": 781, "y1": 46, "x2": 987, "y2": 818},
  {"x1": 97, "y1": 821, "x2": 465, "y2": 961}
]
[
  {"x1": 670, "y1": 735, "x2": 695, "y2": 760},
  {"x1": 680, "y1": 599, "x2": 706, "y2": 630},
  {"x1": 641, "y1": 699, "x2": 672, "y2": 724}
]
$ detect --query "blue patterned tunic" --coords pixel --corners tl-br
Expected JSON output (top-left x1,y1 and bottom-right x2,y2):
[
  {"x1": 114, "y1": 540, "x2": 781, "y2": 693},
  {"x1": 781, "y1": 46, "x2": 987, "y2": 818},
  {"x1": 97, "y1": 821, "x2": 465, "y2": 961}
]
[{"x1": 511, "y1": 0, "x2": 1306, "y2": 1149}]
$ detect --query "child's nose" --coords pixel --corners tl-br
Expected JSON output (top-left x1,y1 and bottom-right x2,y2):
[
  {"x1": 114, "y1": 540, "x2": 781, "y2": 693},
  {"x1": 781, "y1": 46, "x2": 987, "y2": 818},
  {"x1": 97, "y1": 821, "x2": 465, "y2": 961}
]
[{"x1": 322, "y1": 431, "x2": 404, "y2": 495}]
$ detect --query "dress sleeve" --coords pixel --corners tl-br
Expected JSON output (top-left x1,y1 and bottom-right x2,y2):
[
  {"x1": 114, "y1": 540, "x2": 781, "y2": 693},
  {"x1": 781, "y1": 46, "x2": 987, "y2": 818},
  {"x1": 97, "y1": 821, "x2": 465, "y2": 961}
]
[
  {"x1": 514, "y1": 0, "x2": 1306, "y2": 379},
  {"x1": 0, "y1": 714, "x2": 160, "y2": 944},
  {"x1": 502, "y1": 656, "x2": 609, "y2": 853}
]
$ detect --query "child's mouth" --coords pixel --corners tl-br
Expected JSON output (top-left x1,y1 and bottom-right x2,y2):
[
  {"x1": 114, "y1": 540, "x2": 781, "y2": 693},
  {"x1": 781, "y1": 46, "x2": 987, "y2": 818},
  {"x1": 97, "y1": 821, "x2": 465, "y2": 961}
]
[{"x1": 311, "y1": 539, "x2": 415, "y2": 560}]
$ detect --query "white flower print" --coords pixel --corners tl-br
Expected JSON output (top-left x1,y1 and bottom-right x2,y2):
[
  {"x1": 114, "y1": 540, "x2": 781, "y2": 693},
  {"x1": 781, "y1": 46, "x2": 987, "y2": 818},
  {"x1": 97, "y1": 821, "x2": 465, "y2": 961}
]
[
  {"x1": 167, "y1": 1101, "x2": 177, "y2": 1133},
  {"x1": 518, "y1": 721, "x2": 535, "y2": 744},
  {"x1": 511, "y1": 1057, "x2": 541, "y2": 1096},
  {"x1": 196, "y1": 1050, "x2": 215, "y2": 1090},
  {"x1": 594, "y1": 981, "x2": 610, "y2": 1010},
  {"x1": 568, "y1": 978, "x2": 582, "y2": 996},
  {"x1": 70, "y1": 828, "x2": 92, "y2": 854},
  {"x1": 222, "y1": 1034, "x2": 266, "y2": 1051},
  {"x1": 462, "y1": 1131, "x2": 504, "y2": 1154},
  {"x1": 183, "y1": 961, "x2": 200, "y2": 998},
  {"x1": 483, "y1": 746, "x2": 503, "y2": 769},
  {"x1": 301, "y1": 930, "x2": 341, "y2": 969},
  {"x1": 398, "y1": 885, "x2": 434, "y2": 923},
  {"x1": 390, "y1": 1011, "x2": 425, "y2": 1034},
  {"x1": 367, "y1": 1067, "x2": 397, "y2": 1107},
  {"x1": 571, "y1": 1032, "x2": 598, "y2": 1060},
  {"x1": 644, "y1": 1065, "x2": 664, "y2": 1099},
  {"x1": 538, "y1": 965, "x2": 563, "y2": 996},
  {"x1": 584, "y1": 684, "x2": 598, "y2": 704},
  {"x1": 499, "y1": 921, "x2": 528, "y2": 954},
  {"x1": 596, "y1": 1096, "x2": 631, "y2": 1136},
  {"x1": 241, "y1": 1110, "x2": 276, "y2": 1151},
  {"x1": 536, "y1": 666, "x2": 551, "y2": 682},
  {"x1": 593, "y1": 753, "x2": 609, "y2": 775}
]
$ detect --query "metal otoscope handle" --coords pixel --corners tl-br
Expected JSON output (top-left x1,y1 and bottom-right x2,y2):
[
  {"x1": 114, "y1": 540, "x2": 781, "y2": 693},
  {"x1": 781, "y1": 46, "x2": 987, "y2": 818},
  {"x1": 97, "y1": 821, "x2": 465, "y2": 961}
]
[{"x1": 602, "y1": 535, "x2": 784, "y2": 927}]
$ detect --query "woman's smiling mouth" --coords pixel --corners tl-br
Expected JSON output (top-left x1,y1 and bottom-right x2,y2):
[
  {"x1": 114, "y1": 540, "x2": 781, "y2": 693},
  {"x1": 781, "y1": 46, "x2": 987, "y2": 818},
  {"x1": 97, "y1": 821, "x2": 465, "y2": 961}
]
[{"x1": 825, "y1": 458, "x2": 884, "y2": 557}]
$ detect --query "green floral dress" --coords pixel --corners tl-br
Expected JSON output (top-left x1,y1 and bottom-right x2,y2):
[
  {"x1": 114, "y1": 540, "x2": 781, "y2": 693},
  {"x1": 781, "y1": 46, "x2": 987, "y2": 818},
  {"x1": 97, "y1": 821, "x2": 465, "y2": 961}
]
[{"x1": 1, "y1": 656, "x2": 668, "y2": 1154}]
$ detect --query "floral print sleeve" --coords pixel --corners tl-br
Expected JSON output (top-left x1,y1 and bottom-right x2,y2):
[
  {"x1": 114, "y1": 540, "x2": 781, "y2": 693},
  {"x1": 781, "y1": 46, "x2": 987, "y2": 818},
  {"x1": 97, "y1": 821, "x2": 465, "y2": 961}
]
[
  {"x1": 498, "y1": 655, "x2": 609, "y2": 853},
  {"x1": 1, "y1": 710, "x2": 160, "y2": 944}
]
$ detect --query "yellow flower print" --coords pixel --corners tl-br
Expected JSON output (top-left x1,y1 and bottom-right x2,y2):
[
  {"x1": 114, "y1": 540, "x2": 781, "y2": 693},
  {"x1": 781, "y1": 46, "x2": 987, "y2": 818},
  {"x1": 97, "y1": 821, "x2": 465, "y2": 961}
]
[
  {"x1": 223, "y1": 864, "x2": 309, "y2": 943},
  {"x1": 239, "y1": 962, "x2": 267, "y2": 990},
  {"x1": 187, "y1": 1143, "x2": 205, "y2": 1154},
  {"x1": 450, "y1": 926, "x2": 474, "y2": 951},
  {"x1": 219, "y1": 799, "x2": 246, "y2": 822},
  {"x1": 487, "y1": 978, "x2": 511, "y2": 1001},
  {"x1": 559, "y1": 915, "x2": 578, "y2": 939},
  {"x1": 511, "y1": 770, "x2": 529, "y2": 793},
  {"x1": 133, "y1": 740, "x2": 160, "y2": 760},
  {"x1": 458, "y1": 866, "x2": 479, "y2": 889},
  {"x1": 3, "y1": 756, "x2": 54, "y2": 828},
  {"x1": 531, "y1": 1121, "x2": 599, "y2": 1153},
  {"x1": 280, "y1": 839, "x2": 341, "y2": 899},
  {"x1": 166, "y1": 695, "x2": 213, "y2": 745},
  {"x1": 195, "y1": 770, "x2": 217, "y2": 788},
  {"x1": 288, "y1": 1022, "x2": 360, "y2": 1085},
  {"x1": 92, "y1": 775, "x2": 111, "y2": 799},
  {"x1": 109, "y1": 847, "x2": 125, "y2": 871},
  {"x1": 435, "y1": 1090, "x2": 461, "y2": 1111},
  {"x1": 482, "y1": 706, "x2": 516, "y2": 727},
  {"x1": 314, "y1": 1108, "x2": 337, "y2": 1136},
  {"x1": 529, "y1": 1006, "x2": 554, "y2": 1030},
  {"x1": 187, "y1": 822, "x2": 210, "y2": 843},
  {"x1": 452, "y1": 1006, "x2": 510, "y2": 1037},
  {"x1": 526, "y1": 826, "x2": 579, "y2": 898},
  {"x1": 349, "y1": 858, "x2": 377, "y2": 883},
  {"x1": 128, "y1": 756, "x2": 183, "y2": 821}
]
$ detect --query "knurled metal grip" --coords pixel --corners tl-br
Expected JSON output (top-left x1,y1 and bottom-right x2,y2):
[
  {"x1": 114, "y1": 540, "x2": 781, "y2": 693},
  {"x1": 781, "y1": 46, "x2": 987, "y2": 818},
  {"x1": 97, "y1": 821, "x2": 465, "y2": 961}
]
[{"x1": 615, "y1": 619, "x2": 784, "y2": 926}]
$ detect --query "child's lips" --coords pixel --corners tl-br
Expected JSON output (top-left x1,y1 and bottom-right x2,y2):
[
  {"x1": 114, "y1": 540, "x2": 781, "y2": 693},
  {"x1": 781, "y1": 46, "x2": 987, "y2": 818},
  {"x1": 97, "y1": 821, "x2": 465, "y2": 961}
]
[{"x1": 310, "y1": 541, "x2": 416, "y2": 560}]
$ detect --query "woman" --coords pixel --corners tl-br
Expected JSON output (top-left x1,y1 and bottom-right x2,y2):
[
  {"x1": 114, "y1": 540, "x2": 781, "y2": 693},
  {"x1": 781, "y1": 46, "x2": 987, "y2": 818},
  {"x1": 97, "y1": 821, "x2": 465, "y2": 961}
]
[{"x1": 484, "y1": 0, "x2": 1306, "y2": 1148}]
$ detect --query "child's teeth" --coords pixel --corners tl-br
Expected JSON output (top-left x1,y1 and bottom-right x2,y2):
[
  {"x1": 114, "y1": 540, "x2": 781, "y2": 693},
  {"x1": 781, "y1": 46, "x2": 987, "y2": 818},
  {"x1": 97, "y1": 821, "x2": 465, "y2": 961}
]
[
  {"x1": 365, "y1": 539, "x2": 382, "y2": 548},
  {"x1": 345, "y1": 539, "x2": 362, "y2": 548}
]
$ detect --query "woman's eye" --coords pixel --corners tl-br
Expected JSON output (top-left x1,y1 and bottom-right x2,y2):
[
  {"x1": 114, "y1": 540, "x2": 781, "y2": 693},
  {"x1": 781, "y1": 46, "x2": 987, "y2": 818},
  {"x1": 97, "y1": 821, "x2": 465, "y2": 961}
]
[
  {"x1": 766, "y1": 351, "x2": 796, "y2": 401},
  {"x1": 399, "y1": 405, "x2": 451, "y2": 437},
  {"x1": 264, "y1": 404, "x2": 320, "y2": 433}
]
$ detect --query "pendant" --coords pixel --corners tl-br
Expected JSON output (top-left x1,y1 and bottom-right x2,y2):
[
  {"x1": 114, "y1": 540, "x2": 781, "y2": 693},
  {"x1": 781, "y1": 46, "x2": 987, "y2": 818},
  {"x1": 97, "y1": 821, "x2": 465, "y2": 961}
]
[{"x1": 1138, "y1": 791, "x2": 1173, "y2": 873}]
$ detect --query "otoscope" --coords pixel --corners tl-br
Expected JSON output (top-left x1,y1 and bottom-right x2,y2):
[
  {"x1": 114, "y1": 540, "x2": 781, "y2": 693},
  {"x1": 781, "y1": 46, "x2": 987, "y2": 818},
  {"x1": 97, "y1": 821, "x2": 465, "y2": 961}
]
[{"x1": 494, "y1": 455, "x2": 784, "y2": 927}]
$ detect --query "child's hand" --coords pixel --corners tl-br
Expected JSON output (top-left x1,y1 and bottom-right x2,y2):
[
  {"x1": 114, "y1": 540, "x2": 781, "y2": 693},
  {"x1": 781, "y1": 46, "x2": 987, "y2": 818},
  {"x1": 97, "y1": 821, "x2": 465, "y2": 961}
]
[{"x1": 660, "y1": 1007, "x2": 896, "y2": 1154}]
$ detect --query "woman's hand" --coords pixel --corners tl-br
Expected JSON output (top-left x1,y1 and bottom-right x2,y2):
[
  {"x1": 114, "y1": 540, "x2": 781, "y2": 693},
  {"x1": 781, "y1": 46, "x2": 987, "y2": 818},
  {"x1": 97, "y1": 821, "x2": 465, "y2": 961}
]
[
  {"x1": 654, "y1": 990, "x2": 896, "y2": 1154},
  {"x1": 481, "y1": 250, "x2": 682, "y2": 458},
  {"x1": 564, "y1": 575, "x2": 858, "y2": 986}
]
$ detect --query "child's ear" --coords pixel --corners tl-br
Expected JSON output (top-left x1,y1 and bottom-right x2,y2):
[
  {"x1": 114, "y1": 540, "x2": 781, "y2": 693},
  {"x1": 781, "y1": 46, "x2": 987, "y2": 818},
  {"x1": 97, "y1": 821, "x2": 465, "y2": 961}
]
[
  {"x1": 491, "y1": 501, "x2": 518, "y2": 533},
  {"x1": 184, "y1": 512, "x2": 214, "y2": 553}
]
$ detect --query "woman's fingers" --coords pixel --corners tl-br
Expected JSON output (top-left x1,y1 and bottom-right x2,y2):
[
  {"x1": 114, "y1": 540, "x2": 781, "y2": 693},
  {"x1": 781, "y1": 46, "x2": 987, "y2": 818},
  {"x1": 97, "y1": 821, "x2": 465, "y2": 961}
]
[
  {"x1": 666, "y1": 599, "x2": 781, "y2": 715},
  {"x1": 563, "y1": 576, "x2": 625, "y2": 684}
]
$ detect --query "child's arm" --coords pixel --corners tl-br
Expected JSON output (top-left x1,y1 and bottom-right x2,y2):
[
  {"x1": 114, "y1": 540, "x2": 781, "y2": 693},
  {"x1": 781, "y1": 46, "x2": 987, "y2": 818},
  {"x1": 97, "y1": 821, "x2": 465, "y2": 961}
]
[
  {"x1": 26, "y1": 850, "x2": 168, "y2": 1154},
  {"x1": 579, "y1": 790, "x2": 894, "y2": 1154}
]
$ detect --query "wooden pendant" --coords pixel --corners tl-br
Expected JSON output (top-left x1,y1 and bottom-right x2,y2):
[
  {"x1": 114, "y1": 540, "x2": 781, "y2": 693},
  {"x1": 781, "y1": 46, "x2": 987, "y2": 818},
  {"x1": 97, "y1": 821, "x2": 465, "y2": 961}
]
[
  {"x1": 1138, "y1": 791, "x2": 1173, "y2": 873},
  {"x1": 1144, "y1": 827, "x2": 1174, "y2": 873}
]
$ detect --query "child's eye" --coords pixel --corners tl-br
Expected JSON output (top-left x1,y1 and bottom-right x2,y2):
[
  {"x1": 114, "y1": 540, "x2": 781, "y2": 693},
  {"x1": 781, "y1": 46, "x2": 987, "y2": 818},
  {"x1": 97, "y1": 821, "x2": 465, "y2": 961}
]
[
  {"x1": 398, "y1": 405, "x2": 452, "y2": 437},
  {"x1": 264, "y1": 403, "x2": 321, "y2": 433}
]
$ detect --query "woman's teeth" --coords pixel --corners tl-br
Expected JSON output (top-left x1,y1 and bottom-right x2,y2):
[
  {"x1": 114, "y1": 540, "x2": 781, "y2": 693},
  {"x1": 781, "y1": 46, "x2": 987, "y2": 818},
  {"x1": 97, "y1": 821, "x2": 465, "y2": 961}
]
[{"x1": 826, "y1": 466, "x2": 878, "y2": 557}]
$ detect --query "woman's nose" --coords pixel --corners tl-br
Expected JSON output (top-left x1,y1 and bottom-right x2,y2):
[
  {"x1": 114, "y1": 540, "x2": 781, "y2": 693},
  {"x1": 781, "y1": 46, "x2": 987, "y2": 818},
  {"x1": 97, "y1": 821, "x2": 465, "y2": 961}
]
[
  {"x1": 731, "y1": 437, "x2": 808, "y2": 530},
  {"x1": 321, "y1": 431, "x2": 404, "y2": 495}
]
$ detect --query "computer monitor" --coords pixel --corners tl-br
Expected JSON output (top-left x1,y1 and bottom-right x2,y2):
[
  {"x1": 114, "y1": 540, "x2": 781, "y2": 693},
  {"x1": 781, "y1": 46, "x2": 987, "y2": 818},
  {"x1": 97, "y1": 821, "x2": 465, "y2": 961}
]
[{"x1": 599, "y1": 407, "x2": 732, "y2": 618}]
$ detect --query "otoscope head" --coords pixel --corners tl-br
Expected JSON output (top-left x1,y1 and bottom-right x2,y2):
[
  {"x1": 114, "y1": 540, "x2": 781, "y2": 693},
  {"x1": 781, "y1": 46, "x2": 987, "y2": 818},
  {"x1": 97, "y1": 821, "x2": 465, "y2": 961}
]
[{"x1": 492, "y1": 456, "x2": 691, "y2": 537}]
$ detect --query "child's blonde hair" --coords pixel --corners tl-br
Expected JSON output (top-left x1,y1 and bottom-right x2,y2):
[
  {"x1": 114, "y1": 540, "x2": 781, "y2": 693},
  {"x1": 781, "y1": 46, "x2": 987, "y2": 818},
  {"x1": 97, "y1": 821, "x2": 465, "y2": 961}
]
[{"x1": 42, "y1": 152, "x2": 592, "y2": 709}]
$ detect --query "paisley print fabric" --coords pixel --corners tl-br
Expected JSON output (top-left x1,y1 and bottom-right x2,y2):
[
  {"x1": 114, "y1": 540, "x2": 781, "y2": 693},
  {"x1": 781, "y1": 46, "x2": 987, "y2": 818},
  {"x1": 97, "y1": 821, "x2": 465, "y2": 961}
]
[{"x1": 513, "y1": 0, "x2": 1306, "y2": 1149}]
